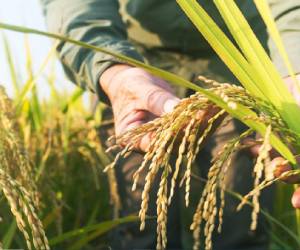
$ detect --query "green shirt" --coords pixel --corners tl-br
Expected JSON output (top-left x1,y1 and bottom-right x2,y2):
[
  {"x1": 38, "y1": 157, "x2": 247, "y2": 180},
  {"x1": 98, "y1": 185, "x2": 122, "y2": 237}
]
[{"x1": 41, "y1": 0, "x2": 300, "y2": 98}]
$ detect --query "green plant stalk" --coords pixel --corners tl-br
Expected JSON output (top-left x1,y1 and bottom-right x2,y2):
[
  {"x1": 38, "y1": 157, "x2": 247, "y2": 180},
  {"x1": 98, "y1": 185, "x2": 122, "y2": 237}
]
[
  {"x1": 177, "y1": 0, "x2": 300, "y2": 137},
  {"x1": 49, "y1": 215, "x2": 139, "y2": 245},
  {"x1": 192, "y1": 173, "x2": 300, "y2": 247},
  {"x1": 2, "y1": 220, "x2": 17, "y2": 249},
  {"x1": 253, "y1": 0, "x2": 300, "y2": 92},
  {"x1": 15, "y1": 42, "x2": 57, "y2": 110},
  {"x1": 177, "y1": 0, "x2": 300, "y2": 238},
  {"x1": 176, "y1": 0, "x2": 267, "y2": 100},
  {"x1": 213, "y1": 0, "x2": 300, "y2": 137},
  {"x1": 1, "y1": 33, "x2": 20, "y2": 95},
  {"x1": 0, "y1": 22, "x2": 295, "y2": 164}
]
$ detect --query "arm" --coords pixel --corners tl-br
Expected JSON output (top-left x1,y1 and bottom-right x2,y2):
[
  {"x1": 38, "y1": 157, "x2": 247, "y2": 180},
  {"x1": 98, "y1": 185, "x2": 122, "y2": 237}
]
[
  {"x1": 41, "y1": 0, "x2": 144, "y2": 102},
  {"x1": 41, "y1": 0, "x2": 180, "y2": 151}
]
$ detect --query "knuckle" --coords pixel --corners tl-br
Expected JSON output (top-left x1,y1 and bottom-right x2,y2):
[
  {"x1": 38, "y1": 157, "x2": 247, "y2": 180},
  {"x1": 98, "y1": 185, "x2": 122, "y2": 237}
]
[{"x1": 144, "y1": 88, "x2": 166, "y2": 104}]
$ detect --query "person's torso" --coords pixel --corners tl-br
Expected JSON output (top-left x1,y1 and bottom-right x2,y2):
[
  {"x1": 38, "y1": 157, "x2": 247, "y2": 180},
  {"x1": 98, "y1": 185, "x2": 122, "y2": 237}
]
[{"x1": 119, "y1": 0, "x2": 267, "y2": 55}]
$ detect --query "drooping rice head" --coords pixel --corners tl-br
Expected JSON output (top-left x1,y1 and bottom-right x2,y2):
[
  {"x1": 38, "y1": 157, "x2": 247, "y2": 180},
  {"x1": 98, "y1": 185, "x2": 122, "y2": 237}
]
[
  {"x1": 0, "y1": 86, "x2": 49, "y2": 250},
  {"x1": 107, "y1": 77, "x2": 298, "y2": 250}
]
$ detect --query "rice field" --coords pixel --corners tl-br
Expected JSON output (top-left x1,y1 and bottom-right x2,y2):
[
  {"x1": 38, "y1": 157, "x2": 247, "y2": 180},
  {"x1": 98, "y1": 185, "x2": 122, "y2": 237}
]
[{"x1": 0, "y1": 34, "x2": 140, "y2": 249}]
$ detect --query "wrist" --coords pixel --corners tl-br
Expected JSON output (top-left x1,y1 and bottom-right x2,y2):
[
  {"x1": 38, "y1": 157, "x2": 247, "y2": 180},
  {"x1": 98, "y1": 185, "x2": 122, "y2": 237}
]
[{"x1": 99, "y1": 64, "x2": 132, "y2": 100}]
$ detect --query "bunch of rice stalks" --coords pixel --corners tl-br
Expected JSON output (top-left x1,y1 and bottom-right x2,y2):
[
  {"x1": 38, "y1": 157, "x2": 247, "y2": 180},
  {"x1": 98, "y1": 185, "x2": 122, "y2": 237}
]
[
  {"x1": 108, "y1": 77, "x2": 300, "y2": 250},
  {"x1": 0, "y1": 86, "x2": 49, "y2": 249},
  {"x1": 19, "y1": 95, "x2": 119, "y2": 238}
]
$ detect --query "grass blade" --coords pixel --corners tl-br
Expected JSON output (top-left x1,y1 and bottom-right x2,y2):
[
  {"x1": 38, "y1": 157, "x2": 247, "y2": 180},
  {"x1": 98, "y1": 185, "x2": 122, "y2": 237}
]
[
  {"x1": 61, "y1": 88, "x2": 85, "y2": 113},
  {"x1": 176, "y1": 0, "x2": 265, "y2": 99},
  {"x1": 15, "y1": 42, "x2": 57, "y2": 109},
  {"x1": 49, "y1": 215, "x2": 139, "y2": 246},
  {"x1": 254, "y1": 0, "x2": 300, "y2": 90},
  {"x1": 2, "y1": 220, "x2": 17, "y2": 249},
  {"x1": 213, "y1": 0, "x2": 300, "y2": 134},
  {"x1": 1, "y1": 33, "x2": 20, "y2": 95}
]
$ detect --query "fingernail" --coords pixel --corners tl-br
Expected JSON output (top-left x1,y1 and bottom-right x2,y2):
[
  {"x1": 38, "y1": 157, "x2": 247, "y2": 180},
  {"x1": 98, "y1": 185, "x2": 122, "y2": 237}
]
[
  {"x1": 292, "y1": 195, "x2": 300, "y2": 208},
  {"x1": 163, "y1": 98, "x2": 180, "y2": 114}
]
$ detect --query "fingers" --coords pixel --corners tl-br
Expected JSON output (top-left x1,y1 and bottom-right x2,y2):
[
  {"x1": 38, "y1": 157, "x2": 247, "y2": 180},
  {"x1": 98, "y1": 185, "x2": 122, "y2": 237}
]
[
  {"x1": 245, "y1": 140, "x2": 261, "y2": 156},
  {"x1": 242, "y1": 136, "x2": 278, "y2": 158},
  {"x1": 125, "y1": 124, "x2": 154, "y2": 152},
  {"x1": 272, "y1": 157, "x2": 300, "y2": 184},
  {"x1": 138, "y1": 132, "x2": 155, "y2": 152},
  {"x1": 292, "y1": 187, "x2": 300, "y2": 209},
  {"x1": 283, "y1": 75, "x2": 300, "y2": 106},
  {"x1": 268, "y1": 156, "x2": 300, "y2": 209},
  {"x1": 141, "y1": 88, "x2": 180, "y2": 116},
  {"x1": 115, "y1": 110, "x2": 146, "y2": 136},
  {"x1": 115, "y1": 110, "x2": 156, "y2": 152},
  {"x1": 130, "y1": 75, "x2": 179, "y2": 116},
  {"x1": 163, "y1": 98, "x2": 180, "y2": 114}
]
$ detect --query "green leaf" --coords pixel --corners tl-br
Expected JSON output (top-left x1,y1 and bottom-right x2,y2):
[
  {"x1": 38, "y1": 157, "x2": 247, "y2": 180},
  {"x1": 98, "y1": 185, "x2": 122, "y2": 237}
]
[
  {"x1": 1, "y1": 33, "x2": 20, "y2": 95},
  {"x1": 254, "y1": 0, "x2": 300, "y2": 91},
  {"x1": 49, "y1": 215, "x2": 139, "y2": 246},
  {"x1": 14, "y1": 42, "x2": 57, "y2": 109},
  {"x1": 2, "y1": 220, "x2": 17, "y2": 249},
  {"x1": 176, "y1": 0, "x2": 265, "y2": 99},
  {"x1": 213, "y1": 0, "x2": 300, "y2": 134}
]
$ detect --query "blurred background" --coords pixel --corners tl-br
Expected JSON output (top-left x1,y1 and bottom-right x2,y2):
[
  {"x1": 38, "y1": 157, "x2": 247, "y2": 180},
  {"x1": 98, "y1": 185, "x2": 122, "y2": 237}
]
[{"x1": 0, "y1": 0, "x2": 76, "y2": 98}]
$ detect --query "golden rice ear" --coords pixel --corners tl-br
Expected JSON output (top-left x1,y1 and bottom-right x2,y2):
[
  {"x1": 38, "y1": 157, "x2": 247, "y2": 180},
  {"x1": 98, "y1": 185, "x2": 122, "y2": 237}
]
[
  {"x1": 0, "y1": 87, "x2": 49, "y2": 250},
  {"x1": 191, "y1": 129, "x2": 253, "y2": 250},
  {"x1": 177, "y1": 0, "x2": 298, "y2": 163},
  {"x1": 108, "y1": 77, "x2": 296, "y2": 250}
]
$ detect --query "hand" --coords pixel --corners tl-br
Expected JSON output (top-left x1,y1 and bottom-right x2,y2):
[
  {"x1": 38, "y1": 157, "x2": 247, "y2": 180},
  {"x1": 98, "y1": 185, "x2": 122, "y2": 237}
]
[
  {"x1": 100, "y1": 65, "x2": 180, "y2": 152},
  {"x1": 248, "y1": 75, "x2": 300, "y2": 208},
  {"x1": 271, "y1": 75, "x2": 300, "y2": 209},
  {"x1": 271, "y1": 157, "x2": 300, "y2": 208},
  {"x1": 283, "y1": 74, "x2": 300, "y2": 105}
]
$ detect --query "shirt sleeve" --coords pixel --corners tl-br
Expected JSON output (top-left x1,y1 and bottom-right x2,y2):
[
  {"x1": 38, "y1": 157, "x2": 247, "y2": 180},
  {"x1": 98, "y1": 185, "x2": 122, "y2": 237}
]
[
  {"x1": 267, "y1": 0, "x2": 300, "y2": 77},
  {"x1": 41, "y1": 0, "x2": 144, "y2": 102}
]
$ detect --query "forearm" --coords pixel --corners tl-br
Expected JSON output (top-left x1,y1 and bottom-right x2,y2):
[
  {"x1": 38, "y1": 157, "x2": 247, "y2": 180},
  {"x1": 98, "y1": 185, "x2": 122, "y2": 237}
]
[
  {"x1": 41, "y1": 0, "x2": 143, "y2": 101},
  {"x1": 99, "y1": 64, "x2": 132, "y2": 101}
]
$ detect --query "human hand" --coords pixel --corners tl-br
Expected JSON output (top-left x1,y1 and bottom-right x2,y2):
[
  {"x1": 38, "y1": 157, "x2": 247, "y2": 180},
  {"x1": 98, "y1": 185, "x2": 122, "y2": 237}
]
[
  {"x1": 247, "y1": 75, "x2": 300, "y2": 208},
  {"x1": 271, "y1": 157, "x2": 300, "y2": 208},
  {"x1": 283, "y1": 74, "x2": 300, "y2": 105},
  {"x1": 271, "y1": 75, "x2": 300, "y2": 208},
  {"x1": 99, "y1": 65, "x2": 180, "y2": 152},
  {"x1": 255, "y1": 75, "x2": 300, "y2": 209}
]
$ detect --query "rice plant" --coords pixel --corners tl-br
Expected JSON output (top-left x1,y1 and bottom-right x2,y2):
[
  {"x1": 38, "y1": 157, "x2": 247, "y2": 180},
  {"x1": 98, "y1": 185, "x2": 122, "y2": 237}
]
[
  {"x1": 108, "y1": 76, "x2": 300, "y2": 250},
  {"x1": 0, "y1": 86, "x2": 49, "y2": 249}
]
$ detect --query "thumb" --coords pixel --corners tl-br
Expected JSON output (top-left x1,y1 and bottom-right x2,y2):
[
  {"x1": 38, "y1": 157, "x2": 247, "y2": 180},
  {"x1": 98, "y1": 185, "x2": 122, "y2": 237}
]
[
  {"x1": 143, "y1": 89, "x2": 180, "y2": 116},
  {"x1": 292, "y1": 187, "x2": 300, "y2": 209}
]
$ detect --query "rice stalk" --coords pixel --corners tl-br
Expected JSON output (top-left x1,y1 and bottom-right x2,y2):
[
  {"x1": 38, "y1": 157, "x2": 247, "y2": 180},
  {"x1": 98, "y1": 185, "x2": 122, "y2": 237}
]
[
  {"x1": 190, "y1": 129, "x2": 253, "y2": 250},
  {"x1": 0, "y1": 86, "x2": 49, "y2": 249},
  {"x1": 107, "y1": 74, "x2": 299, "y2": 250},
  {"x1": 250, "y1": 125, "x2": 272, "y2": 231}
]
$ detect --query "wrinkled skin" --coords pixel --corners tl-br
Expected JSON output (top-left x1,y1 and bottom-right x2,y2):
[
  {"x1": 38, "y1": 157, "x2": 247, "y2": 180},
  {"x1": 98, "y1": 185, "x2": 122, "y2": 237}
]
[{"x1": 100, "y1": 65, "x2": 300, "y2": 208}]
